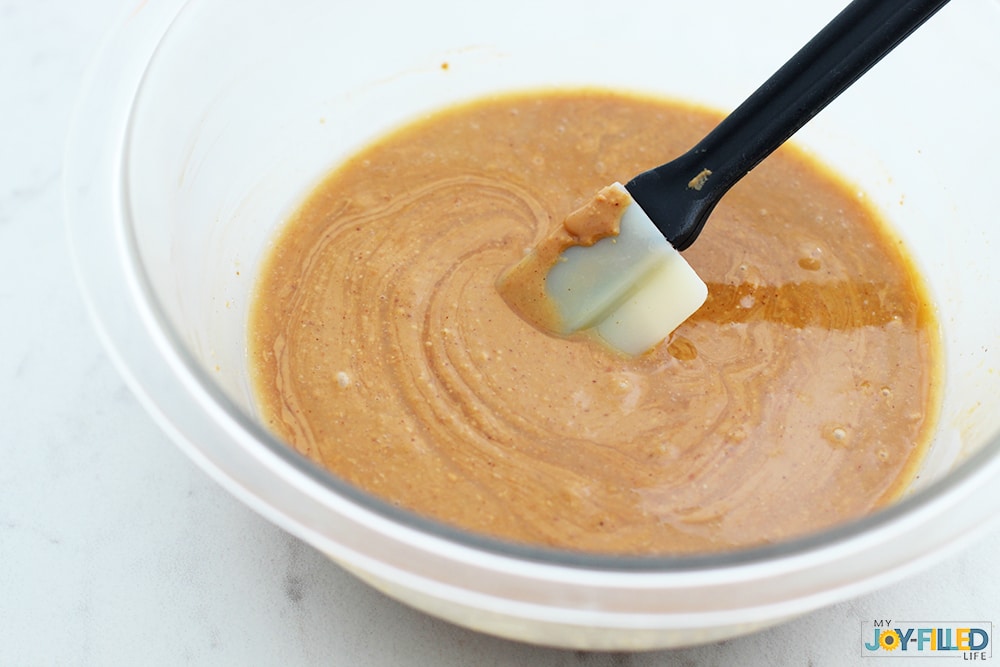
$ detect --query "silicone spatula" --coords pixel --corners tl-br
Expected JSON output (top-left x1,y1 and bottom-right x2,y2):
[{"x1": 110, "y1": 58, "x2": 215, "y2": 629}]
[{"x1": 511, "y1": 0, "x2": 951, "y2": 356}]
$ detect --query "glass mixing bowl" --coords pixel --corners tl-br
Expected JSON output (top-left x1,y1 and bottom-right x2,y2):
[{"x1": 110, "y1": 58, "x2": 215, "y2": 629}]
[{"x1": 66, "y1": 0, "x2": 1000, "y2": 650}]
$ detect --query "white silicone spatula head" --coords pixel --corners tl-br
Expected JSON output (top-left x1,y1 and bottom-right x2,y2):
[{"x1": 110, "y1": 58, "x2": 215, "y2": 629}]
[
  {"x1": 545, "y1": 184, "x2": 707, "y2": 355},
  {"x1": 498, "y1": 183, "x2": 706, "y2": 355}
]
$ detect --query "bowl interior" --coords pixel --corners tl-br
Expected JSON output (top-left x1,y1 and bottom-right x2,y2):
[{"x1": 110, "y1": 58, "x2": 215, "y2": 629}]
[{"x1": 124, "y1": 0, "x2": 1000, "y2": 555}]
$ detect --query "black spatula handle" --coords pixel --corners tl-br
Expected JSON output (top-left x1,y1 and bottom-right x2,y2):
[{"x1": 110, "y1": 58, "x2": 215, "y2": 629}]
[{"x1": 626, "y1": 0, "x2": 951, "y2": 251}]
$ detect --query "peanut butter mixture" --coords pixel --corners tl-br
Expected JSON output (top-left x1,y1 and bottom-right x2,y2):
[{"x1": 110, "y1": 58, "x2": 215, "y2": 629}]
[{"x1": 249, "y1": 90, "x2": 940, "y2": 555}]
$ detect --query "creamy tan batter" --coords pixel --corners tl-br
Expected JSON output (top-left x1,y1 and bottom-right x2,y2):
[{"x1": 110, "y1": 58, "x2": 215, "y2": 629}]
[{"x1": 249, "y1": 90, "x2": 941, "y2": 555}]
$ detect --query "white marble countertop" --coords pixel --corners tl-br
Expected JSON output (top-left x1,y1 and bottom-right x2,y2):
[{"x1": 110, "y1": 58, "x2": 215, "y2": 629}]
[{"x1": 2, "y1": 1, "x2": 998, "y2": 664}]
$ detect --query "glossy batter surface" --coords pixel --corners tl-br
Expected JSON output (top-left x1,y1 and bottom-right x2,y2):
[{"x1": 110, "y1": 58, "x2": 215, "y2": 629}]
[{"x1": 249, "y1": 90, "x2": 940, "y2": 555}]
